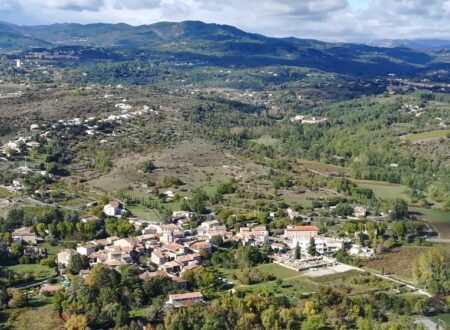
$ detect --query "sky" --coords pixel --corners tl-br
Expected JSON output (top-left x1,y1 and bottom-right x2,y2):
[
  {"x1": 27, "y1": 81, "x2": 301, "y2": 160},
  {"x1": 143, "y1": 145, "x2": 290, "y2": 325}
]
[{"x1": 1, "y1": 0, "x2": 450, "y2": 42}]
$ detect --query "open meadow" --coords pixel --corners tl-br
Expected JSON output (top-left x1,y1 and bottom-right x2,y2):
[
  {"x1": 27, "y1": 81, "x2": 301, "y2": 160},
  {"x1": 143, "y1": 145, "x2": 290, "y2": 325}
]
[{"x1": 410, "y1": 207, "x2": 450, "y2": 239}]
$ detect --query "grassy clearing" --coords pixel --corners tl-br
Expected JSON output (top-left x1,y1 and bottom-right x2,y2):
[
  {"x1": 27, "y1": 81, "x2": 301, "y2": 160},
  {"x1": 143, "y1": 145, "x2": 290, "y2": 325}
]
[
  {"x1": 311, "y1": 270, "x2": 396, "y2": 295},
  {"x1": 430, "y1": 313, "x2": 450, "y2": 326},
  {"x1": 6, "y1": 264, "x2": 56, "y2": 281},
  {"x1": 256, "y1": 263, "x2": 302, "y2": 279},
  {"x1": 219, "y1": 263, "x2": 318, "y2": 303},
  {"x1": 410, "y1": 207, "x2": 450, "y2": 239},
  {"x1": 39, "y1": 242, "x2": 62, "y2": 257},
  {"x1": 297, "y1": 159, "x2": 348, "y2": 176},
  {"x1": 4, "y1": 300, "x2": 64, "y2": 330},
  {"x1": 250, "y1": 135, "x2": 280, "y2": 146},
  {"x1": 403, "y1": 129, "x2": 450, "y2": 142},
  {"x1": 128, "y1": 205, "x2": 162, "y2": 222},
  {"x1": 0, "y1": 186, "x2": 13, "y2": 197},
  {"x1": 129, "y1": 307, "x2": 147, "y2": 317},
  {"x1": 359, "y1": 246, "x2": 430, "y2": 280},
  {"x1": 353, "y1": 179, "x2": 411, "y2": 202}
]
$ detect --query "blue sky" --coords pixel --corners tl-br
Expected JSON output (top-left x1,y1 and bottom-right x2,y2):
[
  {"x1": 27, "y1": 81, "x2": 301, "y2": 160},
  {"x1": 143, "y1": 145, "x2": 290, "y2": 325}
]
[
  {"x1": 348, "y1": 0, "x2": 370, "y2": 11},
  {"x1": 1, "y1": 0, "x2": 450, "y2": 41}
]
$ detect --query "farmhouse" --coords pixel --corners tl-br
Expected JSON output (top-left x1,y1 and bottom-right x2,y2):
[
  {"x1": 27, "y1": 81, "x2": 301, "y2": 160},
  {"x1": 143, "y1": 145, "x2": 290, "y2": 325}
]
[
  {"x1": 353, "y1": 206, "x2": 367, "y2": 218},
  {"x1": 12, "y1": 227, "x2": 38, "y2": 244},
  {"x1": 103, "y1": 201, "x2": 123, "y2": 217},
  {"x1": 167, "y1": 292, "x2": 204, "y2": 308},
  {"x1": 57, "y1": 249, "x2": 77, "y2": 267},
  {"x1": 81, "y1": 215, "x2": 101, "y2": 223}
]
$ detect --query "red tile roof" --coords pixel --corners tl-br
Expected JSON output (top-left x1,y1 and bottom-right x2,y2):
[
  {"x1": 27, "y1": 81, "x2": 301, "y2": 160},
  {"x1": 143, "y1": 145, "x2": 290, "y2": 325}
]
[{"x1": 286, "y1": 225, "x2": 319, "y2": 232}]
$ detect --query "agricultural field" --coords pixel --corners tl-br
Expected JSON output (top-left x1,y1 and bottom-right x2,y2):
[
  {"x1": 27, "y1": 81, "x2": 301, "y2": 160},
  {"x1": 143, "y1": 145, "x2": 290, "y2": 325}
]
[
  {"x1": 353, "y1": 179, "x2": 412, "y2": 202},
  {"x1": 402, "y1": 129, "x2": 450, "y2": 142},
  {"x1": 410, "y1": 207, "x2": 450, "y2": 239},
  {"x1": 359, "y1": 246, "x2": 431, "y2": 280},
  {"x1": 296, "y1": 159, "x2": 348, "y2": 177}
]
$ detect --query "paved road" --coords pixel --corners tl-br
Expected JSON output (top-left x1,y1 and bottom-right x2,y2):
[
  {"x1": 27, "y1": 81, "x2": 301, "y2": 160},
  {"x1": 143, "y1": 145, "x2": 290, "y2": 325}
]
[
  {"x1": 12, "y1": 279, "x2": 48, "y2": 290},
  {"x1": 25, "y1": 197, "x2": 82, "y2": 211},
  {"x1": 426, "y1": 238, "x2": 450, "y2": 244}
]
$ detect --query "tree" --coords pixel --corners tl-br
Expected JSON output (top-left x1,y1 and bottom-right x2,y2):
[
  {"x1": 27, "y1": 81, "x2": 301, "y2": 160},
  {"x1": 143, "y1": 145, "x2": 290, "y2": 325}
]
[
  {"x1": 236, "y1": 246, "x2": 266, "y2": 268},
  {"x1": 66, "y1": 314, "x2": 88, "y2": 330},
  {"x1": 390, "y1": 199, "x2": 408, "y2": 220},
  {"x1": 307, "y1": 237, "x2": 317, "y2": 256},
  {"x1": 85, "y1": 264, "x2": 121, "y2": 289},
  {"x1": 334, "y1": 203, "x2": 354, "y2": 217},
  {"x1": 301, "y1": 315, "x2": 326, "y2": 330},
  {"x1": 210, "y1": 235, "x2": 224, "y2": 247},
  {"x1": 343, "y1": 222, "x2": 358, "y2": 235},
  {"x1": 8, "y1": 290, "x2": 27, "y2": 308},
  {"x1": 303, "y1": 301, "x2": 317, "y2": 316},
  {"x1": 141, "y1": 160, "x2": 156, "y2": 173},
  {"x1": 68, "y1": 254, "x2": 90, "y2": 275},
  {"x1": 412, "y1": 246, "x2": 450, "y2": 295},
  {"x1": 392, "y1": 221, "x2": 406, "y2": 240},
  {"x1": 182, "y1": 266, "x2": 222, "y2": 291},
  {"x1": 190, "y1": 189, "x2": 209, "y2": 214},
  {"x1": 294, "y1": 242, "x2": 301, "y2": 260}
]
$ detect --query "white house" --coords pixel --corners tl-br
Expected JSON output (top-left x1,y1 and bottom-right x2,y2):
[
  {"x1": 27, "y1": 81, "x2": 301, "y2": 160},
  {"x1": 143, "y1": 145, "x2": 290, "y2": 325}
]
[
  {"x1": 167, "y1": 292, "x2": 204, "y2": 308},
  {"x1": 103, "y1": 201, "x2": 123, "y2": 217},
  {"x1": 77, "y1": 243, "x2": 96, "y2": 256},
  {"x1": 57, "y1": 249, "x2": 77, "y2": 267}
]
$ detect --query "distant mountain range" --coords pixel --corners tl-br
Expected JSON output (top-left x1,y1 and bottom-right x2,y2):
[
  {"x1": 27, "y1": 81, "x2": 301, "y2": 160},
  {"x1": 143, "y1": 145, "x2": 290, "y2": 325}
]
[
  {"x1": 1, "y1": 20, "x2": 450, "y2": 77},
  {"x1": 366, "y1": 39, "x2": 450, "y2": 49}
]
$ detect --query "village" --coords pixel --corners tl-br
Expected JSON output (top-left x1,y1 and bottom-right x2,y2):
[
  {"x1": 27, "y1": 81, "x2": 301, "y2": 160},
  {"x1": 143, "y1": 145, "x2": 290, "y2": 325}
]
[{"x1": 6, "y1": 197, "x2": 387, "y2": 310}]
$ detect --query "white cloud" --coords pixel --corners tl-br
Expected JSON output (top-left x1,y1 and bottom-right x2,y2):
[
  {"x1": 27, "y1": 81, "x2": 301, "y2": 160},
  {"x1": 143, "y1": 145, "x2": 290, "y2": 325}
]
[
  {"x1": 2, "y1": 0, "x2": 450, "y2": 41},
  {"x1": 113, "y1": 0, "x2": 161, "y2": 10},
  {"x1": 28, "y1": 0, "x2": 105, "y2": 11}
]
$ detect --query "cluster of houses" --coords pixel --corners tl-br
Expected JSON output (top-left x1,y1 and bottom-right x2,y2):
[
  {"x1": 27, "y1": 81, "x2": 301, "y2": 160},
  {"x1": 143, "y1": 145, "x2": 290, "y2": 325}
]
[
  {"x1": 1, "y1": 135, "x2": 41, "y2": 158},
  {"x1": 290, "y1": 115, "x2": 329, "y2": 124},
  {"x1": 1, "y1": 98, "x2": 157, "y2": 160}
]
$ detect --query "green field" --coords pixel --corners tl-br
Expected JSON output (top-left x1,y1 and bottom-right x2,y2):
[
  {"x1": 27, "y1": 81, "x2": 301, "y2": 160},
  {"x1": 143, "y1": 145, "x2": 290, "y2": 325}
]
[
  {"x1": 430, "y1": 313, "x2": 450, "y2": 326},
  {"x1": 219, "y1": 263, "x2": 318, "y2": 302},
  {"x1": 128, "y1": 205, "x2": 162, "y2": 222},
  {"x1": 410, "y1": 207, "x2": 450, "y2": 239},
  {"x1": 220, "y1": 263, "x2": 399, "y2": 303},
  {"x1": 39, "y1": 243, "x2": 62, "y2": 257},
  {"x1": 298, "y1": 159, "x2": 348, "y2": 176},
  {"x1": 403, "y1": 129, "x2": 450, "y2": 142},
  {"x1": 6, "y1": 264, "x2": 56, "y2": 281},
  {"x1": 250, "y1": 135, "x2": 280, "y2": 146},
  {"x1": 354, "y1": 179, "x2": 411, "y2": 202}
]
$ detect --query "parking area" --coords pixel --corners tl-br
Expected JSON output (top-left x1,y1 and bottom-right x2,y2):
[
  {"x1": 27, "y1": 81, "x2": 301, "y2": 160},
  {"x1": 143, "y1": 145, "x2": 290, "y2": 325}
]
[{"x1": 302, "y1": 263, "x2": 358, "y2": 278}]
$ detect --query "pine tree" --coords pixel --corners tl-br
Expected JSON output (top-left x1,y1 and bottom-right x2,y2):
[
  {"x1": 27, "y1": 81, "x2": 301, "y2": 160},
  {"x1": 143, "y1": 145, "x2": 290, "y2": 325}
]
[
  {"x1": 295, "y1": 242, "x2": 301, "y2": 260},
  {"x1": 307, "y1": 237, "x2": 317, "y2": 256}
]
